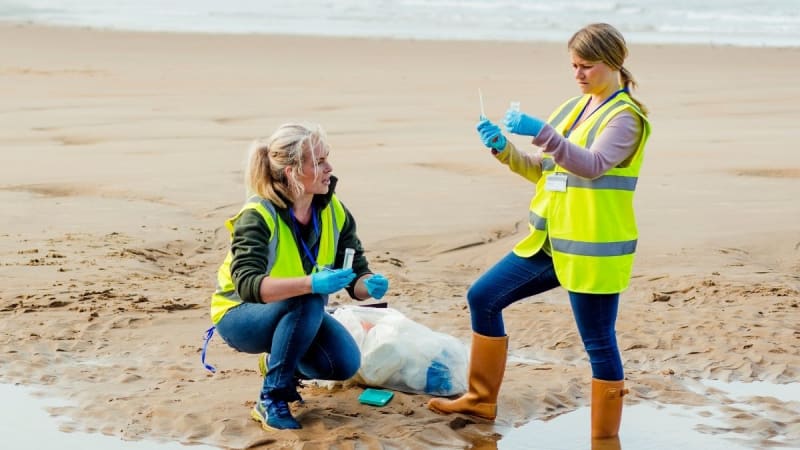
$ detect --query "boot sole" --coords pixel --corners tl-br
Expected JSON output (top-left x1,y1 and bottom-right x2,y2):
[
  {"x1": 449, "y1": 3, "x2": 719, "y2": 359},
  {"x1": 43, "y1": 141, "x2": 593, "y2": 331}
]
[{"x1": 427, "y1": 400, "x2": 496, "y2": 421}]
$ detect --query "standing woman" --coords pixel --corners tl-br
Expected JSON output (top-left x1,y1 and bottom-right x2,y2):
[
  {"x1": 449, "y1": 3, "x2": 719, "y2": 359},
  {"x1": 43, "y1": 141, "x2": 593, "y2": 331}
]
[
  {"x1": 427, "y1": 23, "x2": 650, "y2": 441},
  {"x1": 210, "y1": 123, "x2": 389, "y2": 430}
]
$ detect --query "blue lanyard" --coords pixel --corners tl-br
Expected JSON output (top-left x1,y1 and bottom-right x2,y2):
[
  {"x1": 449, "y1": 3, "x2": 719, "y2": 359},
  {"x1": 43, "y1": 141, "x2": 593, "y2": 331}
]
[
  {"x1": 564, "y1": 88, "x2": 626, "y2": 138},
  {"x1": 201, "y1": 326, "x2": 216, "y2": 373},
  {"x1": 289, "y1": 206, "x2": 320, "y2": 272}
]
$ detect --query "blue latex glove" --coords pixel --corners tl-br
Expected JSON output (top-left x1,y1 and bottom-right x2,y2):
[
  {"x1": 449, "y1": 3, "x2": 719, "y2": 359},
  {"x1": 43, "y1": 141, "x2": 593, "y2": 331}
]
[
  {"x1": 476, "y1": 119, "x2": 507, "y2": 151},
  {"x1": 364, "y1": 274, "x2": 389, "y2": 299},
  {"x1": 310, "y1": 268, "x2": 355, "y2": 295},
  {"x1": 504, "y1": 108, "x2": 545, "y2": 137}
]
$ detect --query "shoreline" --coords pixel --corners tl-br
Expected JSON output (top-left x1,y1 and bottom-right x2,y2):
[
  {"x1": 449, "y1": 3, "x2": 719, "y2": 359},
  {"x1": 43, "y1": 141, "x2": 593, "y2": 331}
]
[{"x1": 3, "y1": 21, "x2": 800, "y2": 50}]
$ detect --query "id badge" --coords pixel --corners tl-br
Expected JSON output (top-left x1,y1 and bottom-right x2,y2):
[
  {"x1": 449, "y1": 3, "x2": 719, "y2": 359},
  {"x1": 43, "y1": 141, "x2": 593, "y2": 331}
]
[{"x1": 545, "y1": 173, "x2": 568, "y2": 192}]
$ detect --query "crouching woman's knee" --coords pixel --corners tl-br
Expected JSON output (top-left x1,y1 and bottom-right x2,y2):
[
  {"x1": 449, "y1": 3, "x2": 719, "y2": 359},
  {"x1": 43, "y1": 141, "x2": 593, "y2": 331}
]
[{"x1": 338, "y1": 349, "x2": 361, "y2": 380}]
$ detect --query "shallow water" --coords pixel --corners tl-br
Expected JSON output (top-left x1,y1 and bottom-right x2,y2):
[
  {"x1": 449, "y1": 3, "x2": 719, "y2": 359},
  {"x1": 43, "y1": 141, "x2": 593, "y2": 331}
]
[
  {"x1": 0, "y1": 384, "x2": 215, "y2": 450},
  {"x1": 497, "y1": 380, "x2": 799, "y2": 449},
  {"x1": 700, "y1": 378, "x2": 800, "y2": 402},
  {"x1": 498, "y1": 403, "x2": 751, "y2": 449},
  {"x1": 4, "y1": 380, "x2": 796, "y2": 449}
]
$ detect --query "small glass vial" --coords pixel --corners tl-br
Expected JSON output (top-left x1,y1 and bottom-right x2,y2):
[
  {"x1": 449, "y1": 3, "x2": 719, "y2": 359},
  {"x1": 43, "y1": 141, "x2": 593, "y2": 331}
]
[
  {"x1": 509, "y1": 101, "x2": 520, "y2": 112},
  {"x1": 343, "y1": 248, "x2": 355, "y2": 269}
]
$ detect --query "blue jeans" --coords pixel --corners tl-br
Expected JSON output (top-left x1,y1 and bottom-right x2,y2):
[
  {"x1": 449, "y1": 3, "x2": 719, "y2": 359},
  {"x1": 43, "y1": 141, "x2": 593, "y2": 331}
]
[
  {"x1": 215, "y1": 294, "x2": 360, "y2": 400},
  {"x1": 467, "y1": 251, "x2": 623, "y2": 381}
]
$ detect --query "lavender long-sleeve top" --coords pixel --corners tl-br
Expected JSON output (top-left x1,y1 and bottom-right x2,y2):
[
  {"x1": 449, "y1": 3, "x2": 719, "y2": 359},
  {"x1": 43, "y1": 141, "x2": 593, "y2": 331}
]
[{"x1": 496, "y1": 110, "x2": 643, "y2": 182}]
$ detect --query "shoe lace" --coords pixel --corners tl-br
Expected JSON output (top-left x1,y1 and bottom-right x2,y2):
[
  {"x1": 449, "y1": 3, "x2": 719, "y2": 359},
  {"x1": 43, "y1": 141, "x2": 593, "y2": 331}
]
[{"x1": 269, "y1": 399, "x2": 292, "y2": 418}]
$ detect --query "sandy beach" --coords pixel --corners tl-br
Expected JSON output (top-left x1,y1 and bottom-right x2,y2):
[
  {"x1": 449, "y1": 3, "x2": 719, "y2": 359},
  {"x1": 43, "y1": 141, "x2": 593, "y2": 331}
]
[{"x1": 0, "y1": 23, "x2": 798, "y2": 449}]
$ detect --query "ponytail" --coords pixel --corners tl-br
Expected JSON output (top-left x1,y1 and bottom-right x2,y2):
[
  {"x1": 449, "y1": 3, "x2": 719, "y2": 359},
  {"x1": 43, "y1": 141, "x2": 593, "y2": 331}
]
[
  {"x1": 246, "y1": 139, "x2": 293, "y2": 209},
  {"x1": 620, "y1": 66, "x2": 648, "y2": 116}
]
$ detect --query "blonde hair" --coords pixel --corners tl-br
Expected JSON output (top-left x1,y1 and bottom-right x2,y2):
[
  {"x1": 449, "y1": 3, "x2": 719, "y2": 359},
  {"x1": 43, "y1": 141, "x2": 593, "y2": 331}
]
[
  {"x1": 245, "y1": 123, "x2": 329, "y2": 208},
  {"x1": 568, "y1": 23, "x2": 648, "y2": 116}
]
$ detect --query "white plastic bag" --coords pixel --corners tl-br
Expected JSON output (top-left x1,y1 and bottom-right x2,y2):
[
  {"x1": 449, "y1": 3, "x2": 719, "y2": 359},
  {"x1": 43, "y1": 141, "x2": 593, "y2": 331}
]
[{"x1": 332, "y1": 306, "x2": 467, "y2": 396}]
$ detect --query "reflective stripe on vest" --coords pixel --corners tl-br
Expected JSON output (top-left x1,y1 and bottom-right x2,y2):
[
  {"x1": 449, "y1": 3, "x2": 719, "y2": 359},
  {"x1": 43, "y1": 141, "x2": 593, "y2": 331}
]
[
  {"x1": 550, "y1": 238, "x2": 637, "y2": 257},
  {"x1": 529, "y1": 211, "x2": 547, "y2": 231},
  {"x1": 540, "y1": 158, "x2": 637, "y2": 191},
  {"x1": 548, "y1": 96, "x2": 583, "y2": 130},
  {"x1": 209, "y1": 196, "x2": 346, "y2": 324},
  {"x1": 514, "y1": 92, "x2": 651, "y2": 293}
]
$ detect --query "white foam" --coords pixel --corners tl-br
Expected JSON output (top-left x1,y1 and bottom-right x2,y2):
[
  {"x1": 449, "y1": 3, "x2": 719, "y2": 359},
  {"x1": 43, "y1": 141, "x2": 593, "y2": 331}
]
[{"x1": 0, "y1": 0, "x2": 798, "y2": 47}]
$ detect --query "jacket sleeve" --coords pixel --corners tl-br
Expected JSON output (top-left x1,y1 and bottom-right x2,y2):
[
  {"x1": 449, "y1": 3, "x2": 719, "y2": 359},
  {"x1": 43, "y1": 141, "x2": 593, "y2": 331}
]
[
  {"x1": 335, "y1": 201, "x2": 372, "y2": 300},
  {"x1": 229, "y1": 209, "x2": 272, "y2": 303},
  {"x1": 493, "y1": 140, "x2": 544, "y2": 183}
]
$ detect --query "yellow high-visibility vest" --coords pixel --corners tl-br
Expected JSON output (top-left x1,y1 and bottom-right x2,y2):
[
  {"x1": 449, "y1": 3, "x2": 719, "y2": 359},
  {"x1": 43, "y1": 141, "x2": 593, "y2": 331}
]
[
  {"x1": 513, "y1": 91, "x2": 651, "y2": 293},
  {"x1": 210, "y1": 195, "x2": 346, "y2": 324}
]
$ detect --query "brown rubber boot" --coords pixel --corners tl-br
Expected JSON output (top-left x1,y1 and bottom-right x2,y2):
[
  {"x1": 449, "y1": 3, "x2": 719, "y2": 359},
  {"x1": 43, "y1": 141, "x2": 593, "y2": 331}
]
[
  {"x1": 591, "y1": 436, "x2": 621, "y2": 450},
  {"x1": 591, "y1": 379, "x2": 629, "y2": 438},
  {"x1": 426, "y1": 332, "x2": 508, "y2": 420}
]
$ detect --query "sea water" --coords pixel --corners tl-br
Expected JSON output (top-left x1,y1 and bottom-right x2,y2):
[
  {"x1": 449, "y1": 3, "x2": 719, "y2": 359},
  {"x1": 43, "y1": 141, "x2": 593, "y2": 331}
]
[
  {"x1": 497, "y1": 379, "x2": 800, "y2": 449},
  {"x1": 0, "y1": 0, "x2": 798, "y2": 47},
  {"x1": 0, "y1": 383, "x2": 218, "y2": 450}
]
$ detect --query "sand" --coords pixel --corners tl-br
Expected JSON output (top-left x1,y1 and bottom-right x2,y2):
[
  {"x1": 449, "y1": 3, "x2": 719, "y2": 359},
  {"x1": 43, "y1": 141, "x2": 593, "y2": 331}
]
[{"x1": 0, "y1": 23, "x2": 798, "y2": 449}]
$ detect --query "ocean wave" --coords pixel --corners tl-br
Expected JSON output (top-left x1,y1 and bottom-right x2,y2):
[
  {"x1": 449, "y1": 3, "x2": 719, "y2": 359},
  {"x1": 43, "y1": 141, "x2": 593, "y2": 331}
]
[{"x1": 0, "y1": 0, "x2": 797, "y2": 47}]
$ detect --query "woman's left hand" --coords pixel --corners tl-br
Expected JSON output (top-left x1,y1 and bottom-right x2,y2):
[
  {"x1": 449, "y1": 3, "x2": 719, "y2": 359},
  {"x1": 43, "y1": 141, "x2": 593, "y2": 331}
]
[
  {"x1": 364, "y1": 274, "x2": 389, "y2": 299},
  {"x1": 504, "y1": 109, "x2": 545, "y2": 137}
]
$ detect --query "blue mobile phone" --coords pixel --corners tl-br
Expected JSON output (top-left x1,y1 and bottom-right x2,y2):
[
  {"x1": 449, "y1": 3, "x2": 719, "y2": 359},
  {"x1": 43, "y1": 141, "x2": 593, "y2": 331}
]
[{"x1": 358, "y1": 388, "x2": 394, "y2": 406}]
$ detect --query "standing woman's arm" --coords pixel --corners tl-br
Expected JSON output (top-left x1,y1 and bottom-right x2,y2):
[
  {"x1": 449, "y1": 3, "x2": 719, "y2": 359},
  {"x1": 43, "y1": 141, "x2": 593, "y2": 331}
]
[{"x1": 533, "y1": 111, "x2": 642, "y2": 179}]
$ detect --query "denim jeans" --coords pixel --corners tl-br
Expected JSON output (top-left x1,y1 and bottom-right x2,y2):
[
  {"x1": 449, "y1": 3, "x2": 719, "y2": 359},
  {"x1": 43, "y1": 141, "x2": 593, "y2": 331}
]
[
  {"x1": 215, "y1": 294, "x2": 360, "y2": 400},
  {"x1": 467, "y1": 251, "x2": 623, "y2": 381}
]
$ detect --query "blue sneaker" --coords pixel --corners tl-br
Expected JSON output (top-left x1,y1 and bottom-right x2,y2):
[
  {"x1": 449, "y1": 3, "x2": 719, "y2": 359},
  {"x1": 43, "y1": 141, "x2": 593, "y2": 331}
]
[{"x1": 251, "y1": 397, "x2": 301, "y2": 430}]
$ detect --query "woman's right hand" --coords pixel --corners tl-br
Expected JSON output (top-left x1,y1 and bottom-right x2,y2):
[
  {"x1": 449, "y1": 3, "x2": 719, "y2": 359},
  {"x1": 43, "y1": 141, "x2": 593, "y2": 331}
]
[
  {"x1": 310, "y1": 268, "x2": 356, "y2": 294},
  {"x1": 476, "y1": 119, "x2": 507, "y2": 152}
]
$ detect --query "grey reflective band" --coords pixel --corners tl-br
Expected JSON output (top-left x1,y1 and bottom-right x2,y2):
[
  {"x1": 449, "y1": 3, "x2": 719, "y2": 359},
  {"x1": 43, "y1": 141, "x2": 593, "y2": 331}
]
[
  {"x1": 566, "y1": 174, "x2": 638, "y2": 191},
  {"x1": 529, "y1": 211, "x2": 547, "y2": 230},
  {"x1": 585, "y1": 100, "x2": 628, "y2": 149},
  {"x1": 548, "y1": 97, "x2": 583, "y2": 127},
  {"x1": 330, "y1": 200, "x2": 341, "y2": 253},
  {"x1": 551, "y1": 238, "x2": 637, "y2": 257},
  {"x1": 252, "y1": 198, "x2": 281, "y2": 274},
  {"x1": 542, "y1": 159, "x2": 637, "y2": 190}
]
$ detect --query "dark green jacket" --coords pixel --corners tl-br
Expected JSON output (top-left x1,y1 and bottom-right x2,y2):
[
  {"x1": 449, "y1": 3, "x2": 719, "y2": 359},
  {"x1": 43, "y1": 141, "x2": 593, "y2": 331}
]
[{"x1": 229, "y1": 176, "x2": 371, "y2": 303}]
